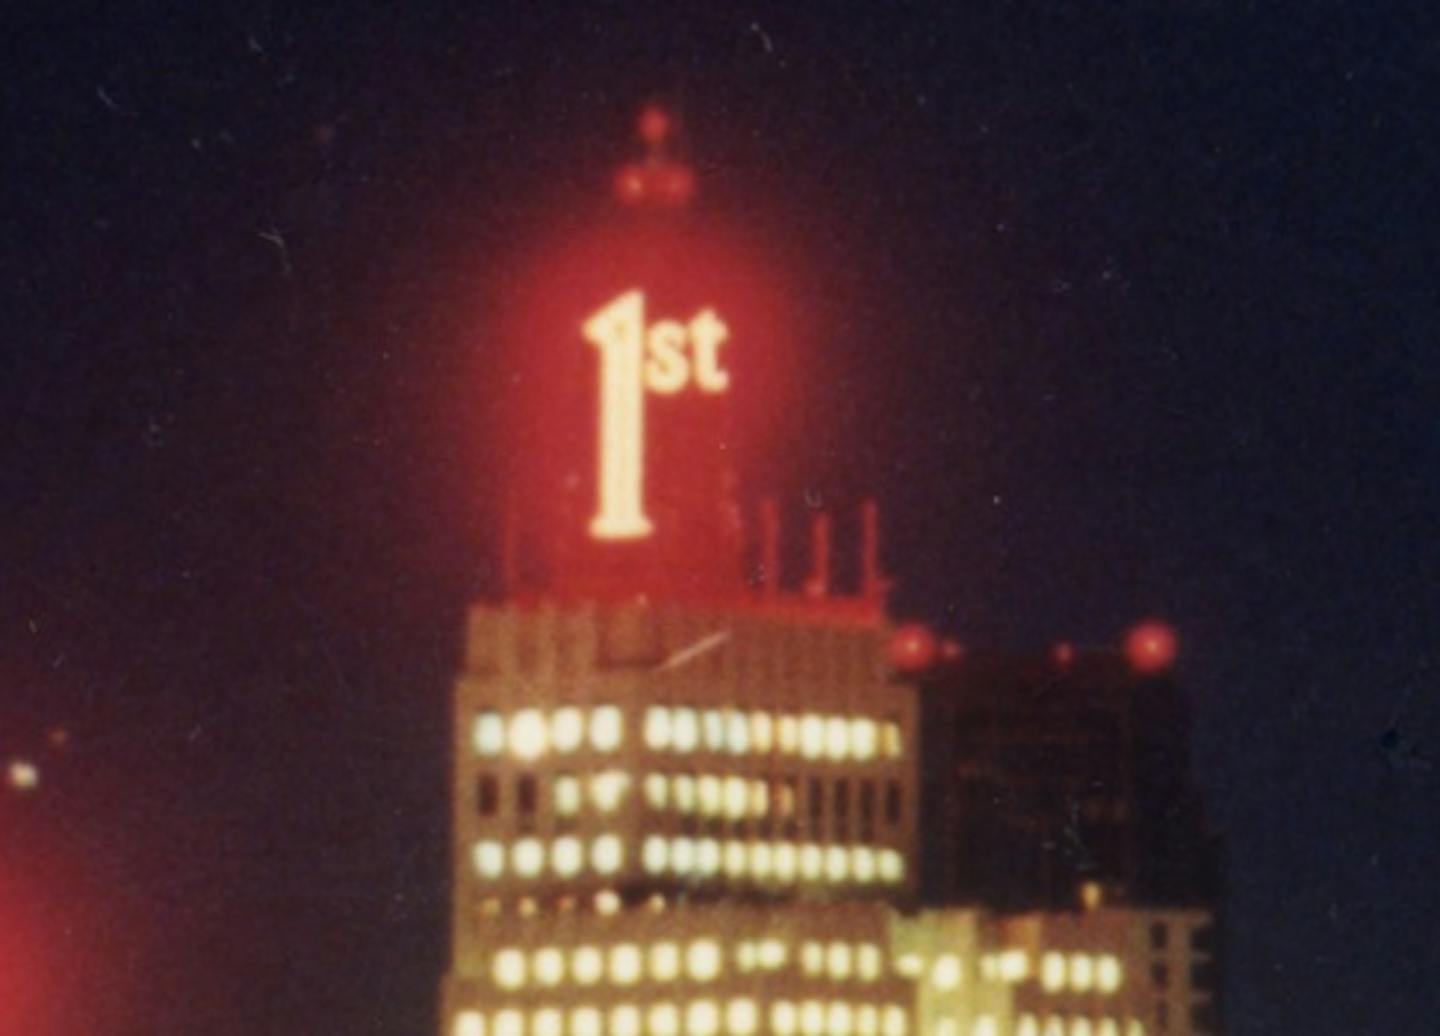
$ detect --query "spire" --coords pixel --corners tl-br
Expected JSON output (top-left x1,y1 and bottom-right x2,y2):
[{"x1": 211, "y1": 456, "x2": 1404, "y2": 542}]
[{"x1": 613, "y1": 103, "x2": 696, "y2": 207}]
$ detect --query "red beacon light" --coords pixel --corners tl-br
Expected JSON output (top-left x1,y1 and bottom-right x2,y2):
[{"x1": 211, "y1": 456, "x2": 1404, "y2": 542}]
[
  {"x1": 1053, "y1": 641, "x2": 1075, "y2": 667},
  {"x1": 637, "y1": 104, "x2": 672, "y2": 145},
  {"x1": 888, "y1": 624, "x2": 938, "y2": 673},
  {"x1": 1125, "y1": 620, "x2": 1178, "y2": 673}
]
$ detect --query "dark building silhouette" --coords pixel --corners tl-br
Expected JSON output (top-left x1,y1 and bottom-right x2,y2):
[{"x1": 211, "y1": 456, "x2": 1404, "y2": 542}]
[{"x1": 917, "y1": 648, "x2": 1223, "y2": 913}]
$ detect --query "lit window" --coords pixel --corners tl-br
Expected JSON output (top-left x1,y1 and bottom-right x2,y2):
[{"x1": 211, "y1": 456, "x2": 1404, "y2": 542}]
[
  {"x1": 474, "y1": 840, "x2": 504, "y2": 878},
  {"x1": 878, "y1": 850, "x2": 904, "y2": 884},
  {"x1": 1096, "y1": 1022, "x2": 1119, "y2": 1036},
  {"x1": 496, "y1": 1010, "x2": 524, "y2": 1036},
  {"x1": 827, "y1": 942, "x2": 853, "y2": 980},
  {"x1": 649, "y1": 1004, "x2": 680, "y2": 1036},
  {"x1": 596, "y1": 889, "x2": 620, "y2": 914},
  {"x1": 673, "y1": 708, "x2": 699, "y2": 752},
  {"x1": 858, "y1": 944, "x2": 882, "y2": 981},
  {"x1": 882, "y1": 1007, "x2": 907, "y2": 1036},
  {"x1": 774, "y1": 843, "x2": 797, "y2": 882},
  {"x1": 646, "y1": 707, "x2": 672, "y2": 750},
  {"x1": 932, "y1": 954, "x2": 962, "y2": 990},
  {"x1": 936, "y1": 1019, "x2": 957, "y2": 1036},
  {"x1": 1096, "y1": 956, "x2": 1121, "y2": 993},
  {"x1": 455, "y1": 1010, "x2": 484, "y2": 1036},
  {"x1": 514, "y1": 839, "x2": 545, "y2": 877},
  {"x1": 612, "y1": 1006, "x2": 641, "y2": 1036},
  {"x1": 1070, "y1": 1021, "x2": 1092, "y2": 1036},
  {"x1": 1015, "y1": 1018, "x2": 1039, "y2": 1036},
  {"x1": 825, "y1": 846, "x2": 849, "y2": 882},
  {"x1": 510, "y1": 710, "x2": 548, "y2": 759},
  {"x1": 687, "y1": 1001, "x2": 720, "y2": 1036},
  {"x1": 1041, "y1": 953, "x2": 1066, "y2": 993},
  {"x1": 1124, "y1": 1022, "x2": 1144, "y2": 1036},
  {"x1": 518, "y1": 896, "x2": 538, "y2": 917},
  {"x1": 857, "y1": 1006, "x2": 879, "y2": 1036},
  {"x1": 800, "y1": 845, "x2": 824, "y2": 880},
  {"x1": 699, "y1": 775, "x2": 723, "y2": 816},
  {"x1": 749, "y1": 779, "x2": 768, "y2": 816},
  {"x1": 592, "y1": 834, "x2": 623, "y2": 874},
  {"x1": 553, "y1": 836, "x2": 584, "y2": 877},
  {"x1": 535, "y1": 947, "x2": 565, "y2": 986},
  {"x1": 850, "y1": 718, "x2": 877, "y2": 760},
  {"x1": 1001, "y1": 950, "x2": 1029, "y2": 982},
  {"x1": 750, "y1": 711, "x2": 773, "y2": 752},
  {"x1": 650, "y1": 942, "x2": 681, "y2": 981},
  {"x1": 674, "y1": 774, "x2": 697, "y2": 813},
  {"x1": 610, "y1": 944, "x2": 642, "y2": 985},
  {"x1": 759, "y1": 939, "x2": 787, "y2": 970},
  {"x1": 552, "y1": 707, "x2": 584, "y2": 752},
  {"x1": 696, "y1": 838, "x2": 722, "y2": 876},
  {"x1": 672, "y1": 837, "x2": 696, "y2": 874},
  {"x1": 724, "y1": 776, "x2": 748, "y2": 819},
  {"x1": 749, "y1": 842, "x2": 772, "y2": 879},
  {"x1": 702, "y1": 710, "x2": 726, "y2": 751},
  {"x1": 828, "y1": 1004, "x2": 854, "y2": 1036},
  {"x1": 726, "y1": 710, "x2": 750, "y2": 754},
  {"x1": 852, "y1": 847, "x2": 876, "y2": 884},
  {"x1": 591, "y1": 705, "x2": 623, "y2": 751},
  {"x1": 555, "y1": 774, "x2": 582, "y2": 816},
  {"x1": 534, "y1": 1009, "x2": 563, "y2": 1036},
  {"x1": 801, "y1": 942, "x2": 824, "y2": 976},
  {"x1": 882, "y1": 721, "x2": 902, "y2": 758},
  {"x1": 777, "y1": 715, "x2": 800, "y2": 754},
  {"x1": 770, "y1": 1002, "x2": 797, "y2": 1036},
  {"x1": 592, "y1": 770, "x2": 629, "y2": 812},
  {"x1": 1070, "y1": 954, "x2": 1094, "y2": 993},
  {"x1": 494, "y1": 949, "x2": 527, "y2": 988},
  {"x1": 736, "y1": 941, "x2": 757, "y2": 972},
  {"x1": 727, "y1": 999, "x2": 758, "y2": 1036},
  {"x1": 895, "y1": 954, "x2": 923, "y2": 978},
  {"x1": 799, "y1": 715, "x2": 825, "y2": 758},
  {"x1": 573, "y1": 946, "x2": 603, "y2": 985},
  {"x1": 645, "y1": 773, "x2": 669, "y2": 809},
  {"x1": 801, "y1": 1001, "x2": 825, "y2": 1036},
  {"x1": 825, "y1": 717, "x2": 850, "y2": 759},
  {"x1": 475, "y1": 711, "x2": 505, "y2": 755},
  {"x1": 687, "y1": 939, "x2": 722, "y2": 981},
  {"x1": 573, "y1": 1008, "x2": 602, "y2": 1036},
  {"x1": 724, "y1": 840, "x2": 746, "y2": 877},
  {"x1": 643, "y1": 836, "x2": 668, "y2": 874},
  {"x1": 973, "y1": 1019, "x2": 998, "y2": 1036}
]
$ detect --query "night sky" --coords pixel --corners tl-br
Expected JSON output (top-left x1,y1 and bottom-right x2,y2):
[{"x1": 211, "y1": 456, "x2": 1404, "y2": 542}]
[{"x1": 2, "y1": 3, "x2": 1436, "y2": 1034}]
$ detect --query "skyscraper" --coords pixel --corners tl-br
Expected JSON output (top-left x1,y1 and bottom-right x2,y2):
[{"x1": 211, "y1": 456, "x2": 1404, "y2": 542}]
[{"x1": 440, "y1": 108, "x2": 1221, "y2": 1036}]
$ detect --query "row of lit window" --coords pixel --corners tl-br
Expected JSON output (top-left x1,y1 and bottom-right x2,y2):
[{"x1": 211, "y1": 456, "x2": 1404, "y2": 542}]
[
  {"x1": 1010, "y1": 1017, "x2": 1143, "y2": 1036},
  {"x1": 640, "y1": 837, "x2": 905, "y2": 885},
  {"x1": 642, "y1": 773, "x2": 903, "y2": 827},
  {"x1": 1038, "y1": 953, "x2": 1124, "y2": 995},
  {"x1": 454, "y1": 1001, "x2": 909, "y2": 1036},
  {"x1": 489, "y1": 939, "x2": 890, "y2": 991},
  {"x1": 473, "y1": 837, "x2": 624, "y2": 879},
  {"x1": 892, "y1": 951, "x2": 1120, "y2": 995},
  {"x1": 475, "y1": 708, "x2": 624, "y2": 759},
  {"x1": 643, "y1": 707, "x2": 902, "y2": 761}
]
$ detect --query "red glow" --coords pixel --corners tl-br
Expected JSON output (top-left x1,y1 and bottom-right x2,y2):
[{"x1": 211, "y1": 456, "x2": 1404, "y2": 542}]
[
  {"x1": 638, "y1": 105, "x2": 672, "y2": 145},
  {"x1": 614, "y1": 164, "x2": 649, "y2": 205},
  {"x1": 1053, "y1": 641, "x2": 1075, "y2": 666},
  {"x1": 1125, "y1": 620, "x2": 1179, "y2": 673},
  {"x1": 888, "y1": 624, "x2": 938, "y2": 672},
  {"x1": 939, "y1": 638, "x2": 964, "y2": 662}
]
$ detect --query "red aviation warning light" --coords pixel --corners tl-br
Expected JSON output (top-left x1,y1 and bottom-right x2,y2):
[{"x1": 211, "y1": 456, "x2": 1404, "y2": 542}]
[{"x1": 1125, "y1": 620, "x2": 1179, "y2": 673}]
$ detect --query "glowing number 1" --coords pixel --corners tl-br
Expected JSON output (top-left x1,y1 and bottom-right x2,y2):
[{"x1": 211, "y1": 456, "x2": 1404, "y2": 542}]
[{"x1": 583, "y1": 290, "x2": 729, "y2": 540}]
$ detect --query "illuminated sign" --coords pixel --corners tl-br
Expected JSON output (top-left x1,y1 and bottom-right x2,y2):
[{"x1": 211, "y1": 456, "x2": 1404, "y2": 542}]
[{"x1": 583, "y1": 290, "x2": 730, "y2": 539}]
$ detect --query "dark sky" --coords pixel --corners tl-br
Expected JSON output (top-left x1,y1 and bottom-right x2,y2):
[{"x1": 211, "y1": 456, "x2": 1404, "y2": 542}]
[{"x1": 2, "y1": 3, "x2": 1436, "y2": 1034}]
